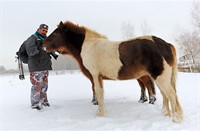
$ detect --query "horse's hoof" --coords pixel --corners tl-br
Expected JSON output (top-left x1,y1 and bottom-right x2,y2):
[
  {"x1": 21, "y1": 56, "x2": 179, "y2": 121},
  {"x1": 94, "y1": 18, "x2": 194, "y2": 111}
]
[
  {"x1": 138, "y1": 96, "x2": 148, "y2": 103},
  {"x1": 149, "y1": 97, "x2": 156, "y2": 104},
  {"x1": 91, "y1": 96, "x2": 98, "y2": 105},
  {"x1": 149, "y1": 101, "x2": 154, "y2": 104},
  {"x1": 138, "y1": 99, "x2": 147, "y2": 103},
  {"x1": 162, "y1": 108, "x2": 171, "y2": 117},
  {"x1": 92, "y1": 100, "x2": 98, "y2": 105},
  {"x1": 96, "y1": 110, "x2": 105, "y2": 117},
  {"x1": 172, "y1": 113, "x2": 184, "y2": 123}
]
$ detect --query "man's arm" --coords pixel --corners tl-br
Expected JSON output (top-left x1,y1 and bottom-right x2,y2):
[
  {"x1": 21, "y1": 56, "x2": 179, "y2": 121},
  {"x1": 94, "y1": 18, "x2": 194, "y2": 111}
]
[{"x1": 25, "y1": 36, "x2": 39, "y2": 56}]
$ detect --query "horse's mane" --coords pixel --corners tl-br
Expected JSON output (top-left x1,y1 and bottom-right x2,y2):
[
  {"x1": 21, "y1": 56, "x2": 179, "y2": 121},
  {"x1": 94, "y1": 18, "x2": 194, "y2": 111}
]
[
  {"x1": 62, "y1": 21, "x2": 108, "y2": 39},
  {"x1": 85, "y1": 28, "x2": 108, "y2": 39}
]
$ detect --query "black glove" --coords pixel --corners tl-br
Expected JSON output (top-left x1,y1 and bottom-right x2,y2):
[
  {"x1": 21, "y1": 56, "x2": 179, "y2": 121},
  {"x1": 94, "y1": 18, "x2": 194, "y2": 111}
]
[{"x1": 50, "y1": 52, "x2": 59, "y2": 60}]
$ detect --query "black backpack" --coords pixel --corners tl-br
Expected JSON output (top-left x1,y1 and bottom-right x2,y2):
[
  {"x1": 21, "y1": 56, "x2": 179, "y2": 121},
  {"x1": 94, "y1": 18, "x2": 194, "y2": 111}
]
[{"x1": 16, "y1": 41, "x2": 28, "y2": 64}]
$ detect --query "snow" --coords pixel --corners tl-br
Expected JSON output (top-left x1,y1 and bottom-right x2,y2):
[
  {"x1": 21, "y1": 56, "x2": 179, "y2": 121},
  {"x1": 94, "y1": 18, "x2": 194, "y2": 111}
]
[{"x1": 1, "y1": 71, "x2": 200, "y2": 131}]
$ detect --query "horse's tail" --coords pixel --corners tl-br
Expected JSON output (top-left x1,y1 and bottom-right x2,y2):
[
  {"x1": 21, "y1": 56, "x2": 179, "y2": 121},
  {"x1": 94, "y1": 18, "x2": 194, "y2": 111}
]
[
  {"x1": 152, "y1": 36, "x2": 177, "y2": 92},
  {"x1": 170, "y1": 44, "x2": 177, "y2": 93}
]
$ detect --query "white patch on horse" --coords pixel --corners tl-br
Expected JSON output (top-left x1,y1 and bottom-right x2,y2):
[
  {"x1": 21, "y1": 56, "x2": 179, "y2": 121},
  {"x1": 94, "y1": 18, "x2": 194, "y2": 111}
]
[
  {"x1": 155, "y1": 59, "x2": 172, "y2": 84},
  {"x1": 81, "y1": 31, "x2": 123, "y2": 79}
]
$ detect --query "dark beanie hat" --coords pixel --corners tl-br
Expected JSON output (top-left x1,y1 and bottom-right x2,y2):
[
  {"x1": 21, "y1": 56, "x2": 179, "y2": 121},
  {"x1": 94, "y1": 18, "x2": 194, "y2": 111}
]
[{"x1": 39, "y1": 24, "x2": 48, "y2": 30}]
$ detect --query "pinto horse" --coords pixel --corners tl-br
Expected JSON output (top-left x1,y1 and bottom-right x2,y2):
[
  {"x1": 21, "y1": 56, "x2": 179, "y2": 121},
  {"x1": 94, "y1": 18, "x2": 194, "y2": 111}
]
[{"x1": 43, "y1": 21, "x2": 183, "y2": 122}]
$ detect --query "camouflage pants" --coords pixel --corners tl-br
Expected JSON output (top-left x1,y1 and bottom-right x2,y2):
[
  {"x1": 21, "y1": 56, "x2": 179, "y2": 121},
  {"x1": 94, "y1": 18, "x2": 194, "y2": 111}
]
[{"x1": 30, "y1": 70, "x2": 49, "y2": 107}]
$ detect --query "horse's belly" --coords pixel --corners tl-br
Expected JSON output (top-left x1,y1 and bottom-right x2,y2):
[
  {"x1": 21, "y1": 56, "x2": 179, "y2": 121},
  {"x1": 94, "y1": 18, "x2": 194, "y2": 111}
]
[
  {"x1": 99, "y1": 61, "x2": 122, "y2": 79},
  {"x1": 84, "y1": 56, "x2": 122, "y2": 80}
]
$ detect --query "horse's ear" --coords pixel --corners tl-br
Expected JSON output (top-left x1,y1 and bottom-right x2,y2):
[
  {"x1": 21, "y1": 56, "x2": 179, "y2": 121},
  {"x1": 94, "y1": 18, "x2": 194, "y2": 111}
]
[{"x1": 58, "y1": 21, "x2": 64, "y2": 28}]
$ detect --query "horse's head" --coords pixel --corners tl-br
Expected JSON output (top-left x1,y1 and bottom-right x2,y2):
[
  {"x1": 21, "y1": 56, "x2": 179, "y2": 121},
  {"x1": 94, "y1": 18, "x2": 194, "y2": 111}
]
[
  {"x1": 43, "y1": 21, "x2": 67, "y2": 53},
  {"x1": 43, "y1": 21, "x2": 86, "y2": 55}
]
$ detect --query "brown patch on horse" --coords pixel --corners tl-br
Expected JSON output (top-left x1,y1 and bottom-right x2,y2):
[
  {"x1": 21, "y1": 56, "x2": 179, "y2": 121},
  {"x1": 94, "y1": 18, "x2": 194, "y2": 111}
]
[
  {"x1": 62, "y1": 21, "x2": 86, "y2": 54},
  {"x1": 118, "y1": 37, "x2": 165, "y2": 80},
  {"x1": 118, "y1": 65, "x2": 148, "y2": 80},
  {"x1": 98, "y1": 75, "x2": 103, "y2": 88}
]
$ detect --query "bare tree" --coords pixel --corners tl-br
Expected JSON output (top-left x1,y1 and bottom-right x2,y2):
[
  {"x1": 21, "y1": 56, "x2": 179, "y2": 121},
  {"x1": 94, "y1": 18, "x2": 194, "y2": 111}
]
[
  {"x1": 0, "y1": 65, "x2": 6, "y2": 73},
  {"x1": 191, "y1": 0, "x2": 200, "y2": 32},
  {"x1": 121, "y1": 21, "x2": 135, "y2": 39},
  {"x1": 141, "y1": 20, "x2": 152, "y2": 35},
  {"x1": 175, "y1": 30, "x2": 198, "y2": 62},
  {"x1": 176, "y1": 0, "x2": 200, "y2": 72}
]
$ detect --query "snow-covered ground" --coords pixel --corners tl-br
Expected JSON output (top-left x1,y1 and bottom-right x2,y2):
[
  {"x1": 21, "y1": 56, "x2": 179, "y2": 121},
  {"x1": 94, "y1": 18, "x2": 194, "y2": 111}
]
[{"x1": 1, "y1": 71, "x2": 199, "y2": 131}]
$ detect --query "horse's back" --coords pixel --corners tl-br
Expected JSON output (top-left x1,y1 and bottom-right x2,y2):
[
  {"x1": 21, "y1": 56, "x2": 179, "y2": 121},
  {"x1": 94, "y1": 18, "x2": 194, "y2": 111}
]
[{"x1": 118, "y1": 36, "x2": 174, "y2": 80}]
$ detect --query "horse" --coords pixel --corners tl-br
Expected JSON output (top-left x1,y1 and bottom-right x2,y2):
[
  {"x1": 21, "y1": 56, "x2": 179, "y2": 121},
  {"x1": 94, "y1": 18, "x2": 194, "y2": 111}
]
[{"x1": 43, "y1": 21, "x2": 183, "y2": 122}]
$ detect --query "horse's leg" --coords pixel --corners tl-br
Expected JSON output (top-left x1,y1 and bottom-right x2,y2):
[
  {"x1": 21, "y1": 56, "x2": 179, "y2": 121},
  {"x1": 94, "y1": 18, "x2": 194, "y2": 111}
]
[
  {"x1": 91, "y1": 83, "x2": 98, "y2": 105},
  {"x1": 155, "y1": 61, "x2": 183, "y2": 122},
  {"x1": 146, "y1": 77, "x2": 156, "y2": 104},
  {"x1": 156, "y1": 80, "x2": 182, "y2": 122},
  {"x1": 160, "y1": 90, "x2": 170, "y2": 116},
  {"x1": 89, "y1": 78, "x2": 98, "y2": 105},
  {"x1": 80, "y1": 68, "x2": 98, "y2": 105},
  {"x1": 155, "y1": 79, "x2": 173, "y2": 117},
  {"x1": 138, "y1": 76, "x2": 156, "y2": 104},
  {"x1": 137, "y1": 79, "x2": 148, "y2": 103},
  {"x1": 93, "y1": 75, "x2": 105, "y2": 116}
]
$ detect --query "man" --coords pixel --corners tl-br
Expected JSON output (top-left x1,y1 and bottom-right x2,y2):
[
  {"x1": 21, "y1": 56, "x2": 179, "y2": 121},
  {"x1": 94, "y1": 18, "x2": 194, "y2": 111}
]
[{"x1": 25, "y1": 24, "x2": 58, "y2": 110}]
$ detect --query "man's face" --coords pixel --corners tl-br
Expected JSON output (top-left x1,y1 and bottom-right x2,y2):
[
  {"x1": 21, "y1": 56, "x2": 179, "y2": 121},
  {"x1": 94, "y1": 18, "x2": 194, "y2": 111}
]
[{"x1": 38, "y1": 28, "x2": 48, "y2": 36}]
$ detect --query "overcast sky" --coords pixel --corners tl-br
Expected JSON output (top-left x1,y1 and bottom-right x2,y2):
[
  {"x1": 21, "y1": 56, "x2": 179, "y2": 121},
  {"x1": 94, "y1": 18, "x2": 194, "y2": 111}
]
[{"x1": 1, "y1": 0, "x2": 194, "y2": 69}]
